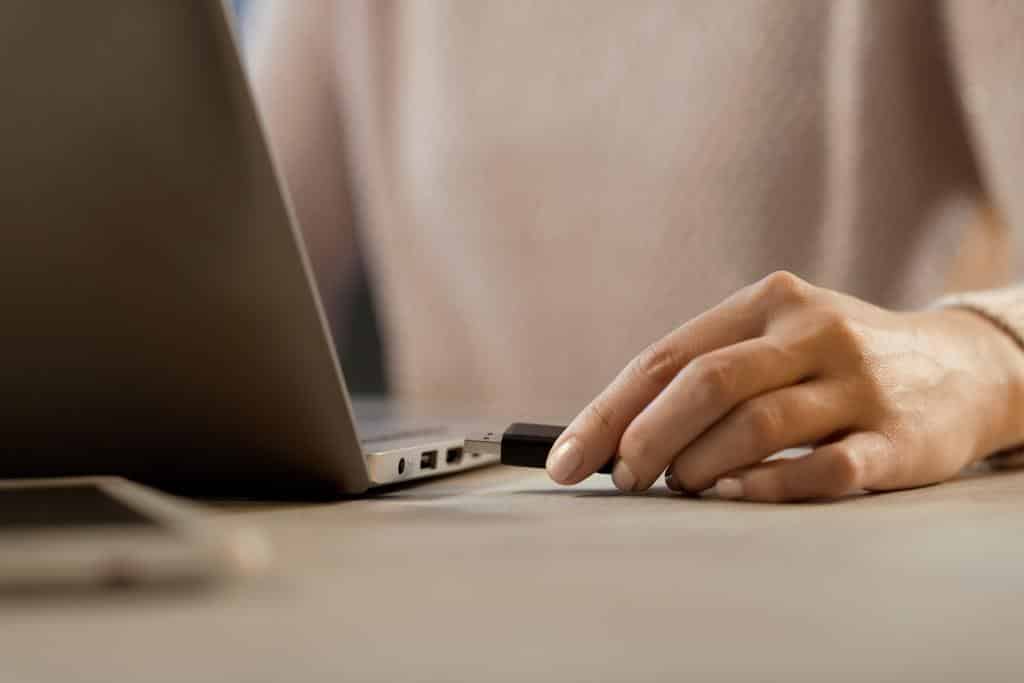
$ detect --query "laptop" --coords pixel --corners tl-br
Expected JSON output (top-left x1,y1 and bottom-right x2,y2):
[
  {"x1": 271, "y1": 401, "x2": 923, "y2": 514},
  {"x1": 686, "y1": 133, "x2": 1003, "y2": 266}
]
[{"x1": 0, "y1": 1, "x2": 496, "y2": 497}]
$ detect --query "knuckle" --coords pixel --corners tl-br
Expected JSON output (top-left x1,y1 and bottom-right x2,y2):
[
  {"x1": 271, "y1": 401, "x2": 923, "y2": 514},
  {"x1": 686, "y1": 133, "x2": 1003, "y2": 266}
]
[
  {"x1": 805, "y1": 309, "x2": 874, "y2": 371},
  {"x1": 754, "y1": 270, "x2": 812, "y2": 310},
  {"x1": 813, "y1": 309, "x2": 864, "y2": 351},
  {"x1": 760, "y1": 336, "x2": 802, "y2": 371},
  {"x1": 632, "y1": 342, "x2": 683, "y2": 385},
  {"x1": 689, "y1": 355, "x2": 737, "y2": 405},
  {"x1": 583, "y1": 397, "x2": 617, "y2": 435},
  {"x1": 825, "y1": 446, "x2": 862, "y2": 495},
  {"x1": 741, "y1": 399, "x2": 785, "y2": 445}
]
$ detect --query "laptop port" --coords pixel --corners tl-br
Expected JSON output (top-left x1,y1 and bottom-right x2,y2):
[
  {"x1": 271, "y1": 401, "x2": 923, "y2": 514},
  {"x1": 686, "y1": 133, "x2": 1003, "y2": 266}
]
[
  {"x1": 420, "y1": 450, "x2": 438, "y2": 470},
  {"x1": 446, "y1": 447, "x2": 463, "y2": 465},
  {"x1": 398, "y1": 458, "x2": 406, "y2": 475}
]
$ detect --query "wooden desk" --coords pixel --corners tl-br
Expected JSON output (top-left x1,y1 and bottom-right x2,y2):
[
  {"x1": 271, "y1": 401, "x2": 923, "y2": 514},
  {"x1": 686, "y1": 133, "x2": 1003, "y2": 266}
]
[{"x1": 5, "y1": 466, "x2": 1024, "y2": 682}]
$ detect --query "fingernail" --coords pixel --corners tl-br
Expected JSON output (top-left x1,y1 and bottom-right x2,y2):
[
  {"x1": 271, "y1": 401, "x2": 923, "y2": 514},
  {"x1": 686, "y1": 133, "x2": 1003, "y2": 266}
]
[
  {"x1": 612, "y1": 459, "x2": 637, "y2": 492},
  {"x1": 715, "y1": 477, "x2": 744, "y2": 500},
  {"x1": 546, "y1": 437, "x2": 582, "y2": 483},
  {"x1": 665, "y1": 471, "x2": 682, "y2": 492}
]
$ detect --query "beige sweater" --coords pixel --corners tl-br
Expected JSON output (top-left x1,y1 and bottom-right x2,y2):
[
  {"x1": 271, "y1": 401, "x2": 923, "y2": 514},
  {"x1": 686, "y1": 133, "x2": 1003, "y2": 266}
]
[{"x1": 252, "y1": 1, "x2": 1024, "y2": 417}]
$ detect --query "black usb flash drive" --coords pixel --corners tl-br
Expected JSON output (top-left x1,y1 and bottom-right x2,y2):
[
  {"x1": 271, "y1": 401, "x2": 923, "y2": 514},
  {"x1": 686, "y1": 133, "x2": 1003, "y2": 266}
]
[{"x1": 464, "y1": 423, "x2": 616, "y2": 474}]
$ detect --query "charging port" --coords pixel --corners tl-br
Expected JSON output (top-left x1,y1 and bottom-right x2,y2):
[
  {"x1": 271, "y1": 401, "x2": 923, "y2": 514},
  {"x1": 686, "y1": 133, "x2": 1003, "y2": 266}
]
[
  {"x1": 420, "y1": 450, "x2": 438, "y2": 470},
  {"x1": 446, "y1": 447, "x2": 463, "y2": 465}
]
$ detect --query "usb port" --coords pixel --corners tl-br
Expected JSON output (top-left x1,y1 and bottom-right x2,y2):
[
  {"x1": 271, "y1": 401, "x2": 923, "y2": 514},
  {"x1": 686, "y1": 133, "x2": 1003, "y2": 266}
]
[
  {"x1": 420, "y1": 450, "x2": 438, "y2": 470},
  {"x1": 446, "y1": 447, "x2": 463, "y2": 465}
]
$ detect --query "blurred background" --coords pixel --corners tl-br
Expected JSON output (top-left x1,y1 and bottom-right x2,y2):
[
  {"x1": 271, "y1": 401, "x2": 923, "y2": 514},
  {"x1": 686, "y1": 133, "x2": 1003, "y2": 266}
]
[
  {"x1": 233, "y1": 0, "x2": 389, "y2": 397},
  {"x1": 228, "y1": 0, "x2": 1012, "y2": 408}
]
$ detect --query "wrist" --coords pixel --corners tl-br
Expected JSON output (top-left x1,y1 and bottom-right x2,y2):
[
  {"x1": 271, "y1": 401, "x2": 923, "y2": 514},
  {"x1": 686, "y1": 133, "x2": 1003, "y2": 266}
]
[{"x1": 923, "y1": 308, "x2": 1024, "y2": 457}]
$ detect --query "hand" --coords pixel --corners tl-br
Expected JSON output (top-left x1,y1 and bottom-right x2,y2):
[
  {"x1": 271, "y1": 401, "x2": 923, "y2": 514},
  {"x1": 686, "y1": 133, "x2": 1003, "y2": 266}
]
[{"x1": 546, "y1": 272, "x2": 1024, "y2": 502}]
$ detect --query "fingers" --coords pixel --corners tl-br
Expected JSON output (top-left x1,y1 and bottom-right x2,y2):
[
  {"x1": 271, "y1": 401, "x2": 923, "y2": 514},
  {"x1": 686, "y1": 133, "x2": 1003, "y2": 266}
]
[
  {"x1": 616, "y1": 335, "x2": 820, "y2": 491},
  {"x1": 547, "y1": 272, "x2": 815, "y2": 486},
  {"x1": 708, "y1": 431, "x2": 894, "y2": 502},
  {"x1": 544, "y1": 278, "x2": 790, "y2": 485},
  {"x1": 666, "y1": 381, "x2": 853, "y2": 493}
]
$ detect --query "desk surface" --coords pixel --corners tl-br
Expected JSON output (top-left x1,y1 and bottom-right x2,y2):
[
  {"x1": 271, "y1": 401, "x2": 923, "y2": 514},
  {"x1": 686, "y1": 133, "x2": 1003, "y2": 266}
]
[{"x1": 5, "y1": 465, "x2": 1024, "y2": 682}]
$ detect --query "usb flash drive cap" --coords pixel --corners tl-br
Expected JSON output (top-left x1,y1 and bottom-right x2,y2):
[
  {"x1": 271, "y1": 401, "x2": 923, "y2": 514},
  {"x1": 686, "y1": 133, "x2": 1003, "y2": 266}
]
[{"x1": 465, "y1": 423, "x2": 615, "y2": 474}]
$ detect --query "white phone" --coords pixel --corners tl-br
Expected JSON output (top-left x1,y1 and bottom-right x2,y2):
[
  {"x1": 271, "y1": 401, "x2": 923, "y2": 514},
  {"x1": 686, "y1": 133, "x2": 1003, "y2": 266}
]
[{"x1": 0, "y1": 477, "x2": 271, "y2": 588}]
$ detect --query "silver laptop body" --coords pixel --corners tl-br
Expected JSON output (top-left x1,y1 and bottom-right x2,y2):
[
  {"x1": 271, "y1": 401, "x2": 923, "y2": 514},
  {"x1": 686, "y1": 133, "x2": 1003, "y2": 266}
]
[{"x1": 0, "y1": 0, "x2": 496, "y2": 496}]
